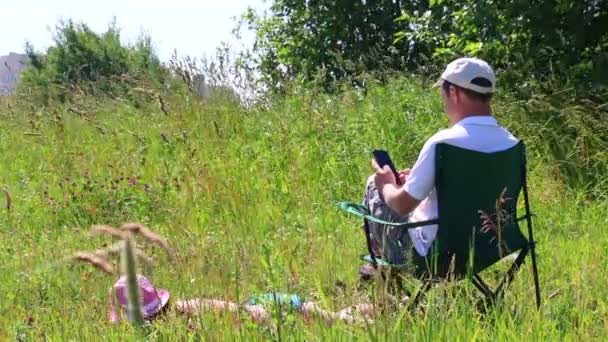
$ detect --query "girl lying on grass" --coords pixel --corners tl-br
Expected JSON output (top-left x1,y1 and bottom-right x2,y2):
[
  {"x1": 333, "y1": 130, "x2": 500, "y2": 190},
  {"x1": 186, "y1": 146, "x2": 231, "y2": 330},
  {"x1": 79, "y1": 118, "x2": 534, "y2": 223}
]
[{"x1": 109, "y1": 275, "x2": 376, "y2": 325}]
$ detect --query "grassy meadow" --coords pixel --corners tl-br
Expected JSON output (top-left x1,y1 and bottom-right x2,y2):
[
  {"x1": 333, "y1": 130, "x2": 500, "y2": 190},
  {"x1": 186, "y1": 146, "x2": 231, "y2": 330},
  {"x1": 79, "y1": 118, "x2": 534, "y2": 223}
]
[{"x1": 1, "y1": 79, "x2": 607, "y2": 340}]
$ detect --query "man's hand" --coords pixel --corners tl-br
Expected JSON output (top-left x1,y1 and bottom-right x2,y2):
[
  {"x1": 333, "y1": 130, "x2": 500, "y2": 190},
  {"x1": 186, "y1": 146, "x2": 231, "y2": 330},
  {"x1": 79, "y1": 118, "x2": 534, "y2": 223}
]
[
  {"x1": 371, "y1": 161, "x2": 419, "y2": 216},
  {"x1": 398, "y1": 168, "x2": 411, "y2": 185},
  {"x1": 371, "y1": 159, "x2": 396, "y2": 193},
  {"x1": 372, "y1": 159, "x2": 411, "y2": 191}
]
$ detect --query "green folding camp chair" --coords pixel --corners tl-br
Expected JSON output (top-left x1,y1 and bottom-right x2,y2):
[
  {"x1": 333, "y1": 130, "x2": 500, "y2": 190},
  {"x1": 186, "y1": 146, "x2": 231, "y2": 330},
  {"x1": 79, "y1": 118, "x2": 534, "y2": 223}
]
[{"x1": 338, "y1": 141, "x2": 541, "y2": 308}]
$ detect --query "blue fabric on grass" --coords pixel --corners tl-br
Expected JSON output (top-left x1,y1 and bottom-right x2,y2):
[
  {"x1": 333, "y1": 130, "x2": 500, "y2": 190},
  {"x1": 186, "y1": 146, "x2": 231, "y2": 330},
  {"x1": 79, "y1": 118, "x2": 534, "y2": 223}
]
[{"x1": 245, "y1": 293, "x2": 303, "y2": 311}]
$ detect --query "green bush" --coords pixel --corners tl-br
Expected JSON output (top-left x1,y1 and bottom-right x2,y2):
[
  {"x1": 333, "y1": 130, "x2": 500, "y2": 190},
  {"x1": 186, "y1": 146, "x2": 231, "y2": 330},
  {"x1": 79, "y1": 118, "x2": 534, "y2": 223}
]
[{"x1": 18, "y1": 20, "x2": 168, "y2": 105}]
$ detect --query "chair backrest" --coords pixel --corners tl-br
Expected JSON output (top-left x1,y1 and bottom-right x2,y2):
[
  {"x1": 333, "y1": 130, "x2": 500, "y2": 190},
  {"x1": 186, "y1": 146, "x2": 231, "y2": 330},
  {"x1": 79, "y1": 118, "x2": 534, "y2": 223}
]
[{"x1": 420, "y1": 141, "x2": 529, "y2": 277}]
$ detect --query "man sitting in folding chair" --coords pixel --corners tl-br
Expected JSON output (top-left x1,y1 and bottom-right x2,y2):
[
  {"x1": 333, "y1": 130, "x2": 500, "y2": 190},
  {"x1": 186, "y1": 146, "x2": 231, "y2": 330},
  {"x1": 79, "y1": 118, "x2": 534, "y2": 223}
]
[{"x1": 342, "y1": 57, "x2": 541, "y2": 308}]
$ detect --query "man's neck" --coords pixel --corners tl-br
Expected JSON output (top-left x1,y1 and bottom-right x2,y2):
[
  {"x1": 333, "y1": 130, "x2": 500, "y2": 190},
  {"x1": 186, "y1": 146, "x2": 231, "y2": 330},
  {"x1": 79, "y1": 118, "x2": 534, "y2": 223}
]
[{"x1": 450, "y1": 103, "x2": 492, "y2": 125}]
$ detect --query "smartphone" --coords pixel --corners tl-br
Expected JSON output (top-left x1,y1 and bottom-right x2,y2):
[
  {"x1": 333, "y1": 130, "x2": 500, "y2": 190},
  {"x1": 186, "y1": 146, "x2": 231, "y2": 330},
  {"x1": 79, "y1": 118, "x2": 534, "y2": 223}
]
[{"x1": 372, "y1": 150, "x2": 401, "y2": 185}]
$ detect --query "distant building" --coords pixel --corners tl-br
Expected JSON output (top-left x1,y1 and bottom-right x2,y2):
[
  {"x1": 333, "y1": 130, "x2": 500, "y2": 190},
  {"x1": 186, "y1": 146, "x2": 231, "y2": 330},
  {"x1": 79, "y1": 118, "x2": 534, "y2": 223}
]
[{"x1": 0, "y1": 53, "x2": 28, "y2": 95}]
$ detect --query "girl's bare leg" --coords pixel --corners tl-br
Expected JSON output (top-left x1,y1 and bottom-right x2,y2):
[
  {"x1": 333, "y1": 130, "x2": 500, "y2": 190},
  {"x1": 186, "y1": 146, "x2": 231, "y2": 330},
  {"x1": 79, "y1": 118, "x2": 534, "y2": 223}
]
[
  {"x1": 300, "y1": 302, "x2": 337, "y2": 324},
  {"x1": 175, "y1": 299, "x2": 238, "y2": 315},
  {"x1": 242, "y1": 304, "x2": 271, "y2": 324},
  {"x1": 300, "y1": 302, "x2": 375, "y2": 325},
  {"x1": 174, "y1": 299, "x2": 270, "y2": 324},
  {"x1": 336, "y1": 303, "x2": 375, "y2": 324},
  {"x1": 175, "y1": 298, "x2": 376, "y2": 326}
]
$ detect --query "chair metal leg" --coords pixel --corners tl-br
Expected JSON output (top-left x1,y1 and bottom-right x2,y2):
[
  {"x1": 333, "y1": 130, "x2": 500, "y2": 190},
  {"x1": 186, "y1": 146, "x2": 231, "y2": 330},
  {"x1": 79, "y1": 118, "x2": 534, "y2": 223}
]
[
  {"x1": 362, "y1": 218, "x2": 378, "y2": 267},
  {"x1": 380, "y1": 267, "x2": 406, "y2": 295},
  {"x1": 410, "y1": 279, "x2": 432, "y2": 309},
  {"x1": 530, "y1": 243, "x2": 542, "y2": 309},
  {"x1": 522, "y1": 168, "x2": 541, "y2": 309},
  {"x1": 471, "y1": 274, "x2": 495, "y2": 301},
  {"x1": 494, "y1": 247, "x2": 529, "y2": 299}
]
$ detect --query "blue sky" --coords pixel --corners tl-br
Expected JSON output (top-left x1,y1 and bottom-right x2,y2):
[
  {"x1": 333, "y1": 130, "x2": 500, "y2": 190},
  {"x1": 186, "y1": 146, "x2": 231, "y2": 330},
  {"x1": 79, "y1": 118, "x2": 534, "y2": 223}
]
[{"x1": 1, "y1": 0, "x2": 267, "y2": 61}]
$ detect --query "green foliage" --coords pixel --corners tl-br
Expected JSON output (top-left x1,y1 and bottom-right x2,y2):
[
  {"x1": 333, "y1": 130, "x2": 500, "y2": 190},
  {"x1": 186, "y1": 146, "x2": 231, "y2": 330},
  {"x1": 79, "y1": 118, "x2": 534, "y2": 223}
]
[
  {"x1": 394, "y1": 0, "x2": 608, "y2": 92},
  {"x1": 242, "y1": 1, "x2": 427, "y2": 90},
  {"x1": 18, "y1": 20, "x2": 168, "y2": 105},
  {"x1": 503, "y1": 89, "x2": 608, "y2": 198},
  {"x1": 247, "y1": 0, "x2": 608, "y2": 93}
]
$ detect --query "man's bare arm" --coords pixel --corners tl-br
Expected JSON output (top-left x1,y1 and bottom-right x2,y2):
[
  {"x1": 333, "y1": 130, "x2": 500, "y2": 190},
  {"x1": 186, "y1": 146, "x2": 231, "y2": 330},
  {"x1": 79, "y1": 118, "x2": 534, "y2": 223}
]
[
  {"x1": 372, "y1": 160, "x2": 420, "y2": 216},
  {"x1": 379, "y1": 183, "x2": 419, "y2": 216}
]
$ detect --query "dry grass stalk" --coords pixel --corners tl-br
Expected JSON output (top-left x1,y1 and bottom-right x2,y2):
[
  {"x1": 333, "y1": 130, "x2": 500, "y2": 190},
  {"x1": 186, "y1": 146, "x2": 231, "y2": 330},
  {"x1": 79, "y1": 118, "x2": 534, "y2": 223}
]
[
  {"x1": 70, "y1": 222, "x2": 171, "y2": 327},
  {"x1": 3, "y1": 188, "x2": 11, "y2": 211},
  {"x1": 158, "y1": 94, "x2": 169, "y2": 115},
  {"x1": 91, "y1": 225, "x2": 128, "y2": 239},
  {"x1": 92, "y1": 242, "x2": 155, "y2": 267},
  {"x1": 119, "y1": 223, "x2": 174, "y2": 259},
  {"x1": 73, "y1": 252, "x2": 115, "y2": 274},
  {"x1": 91, "y1": 242, "x2": 124, "y2": 259},
  {"x1": 478, "y1": 187, "x2": 513, "y2": 257},
  {"x1": 120, "y1": 237, "x2": 145, "y2": 326},
  {"x1": 134, "y1": 249, "x2": 154, "y2": 266}
]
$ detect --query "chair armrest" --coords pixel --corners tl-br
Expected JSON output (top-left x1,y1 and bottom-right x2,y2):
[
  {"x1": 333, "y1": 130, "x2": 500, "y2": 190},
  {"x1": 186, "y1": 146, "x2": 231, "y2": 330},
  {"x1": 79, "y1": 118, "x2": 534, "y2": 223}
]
[{"x1": 337, "y1": 201, "x2": 439, "y2": 229}]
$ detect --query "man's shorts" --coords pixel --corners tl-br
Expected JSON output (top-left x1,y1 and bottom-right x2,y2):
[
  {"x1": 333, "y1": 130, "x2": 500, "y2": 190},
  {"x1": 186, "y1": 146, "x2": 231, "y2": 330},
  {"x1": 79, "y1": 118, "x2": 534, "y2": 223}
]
[{"x1": 362, "y1": 175, "x2": 414, "y2": 267}]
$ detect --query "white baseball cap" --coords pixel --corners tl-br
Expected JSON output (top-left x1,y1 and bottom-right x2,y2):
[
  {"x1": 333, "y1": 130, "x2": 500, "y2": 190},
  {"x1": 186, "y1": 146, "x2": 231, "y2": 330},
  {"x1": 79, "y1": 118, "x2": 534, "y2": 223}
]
[{"x1": 434, "y1": 57, "x2": 496, "y2": 94}]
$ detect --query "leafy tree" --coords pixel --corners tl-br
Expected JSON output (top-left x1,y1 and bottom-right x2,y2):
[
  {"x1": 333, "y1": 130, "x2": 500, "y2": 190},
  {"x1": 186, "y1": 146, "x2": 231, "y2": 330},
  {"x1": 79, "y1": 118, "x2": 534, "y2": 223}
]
[
  {"x1": 246, "y1": 0, "x2": 608, "y2": 93},
  {"x1": 242, "y1": 1, "x2": 428, "y2": 90},
  {"x1": 395, "y1": 0, "x2": 608, "y2": 92}
]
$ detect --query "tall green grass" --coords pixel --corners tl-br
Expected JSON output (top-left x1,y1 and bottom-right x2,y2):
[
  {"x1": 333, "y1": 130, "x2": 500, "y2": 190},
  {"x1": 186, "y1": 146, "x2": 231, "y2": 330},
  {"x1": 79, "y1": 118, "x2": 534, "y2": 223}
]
[{"x1": 0, "y1": 79, "x2": 607, "y2": 340}]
